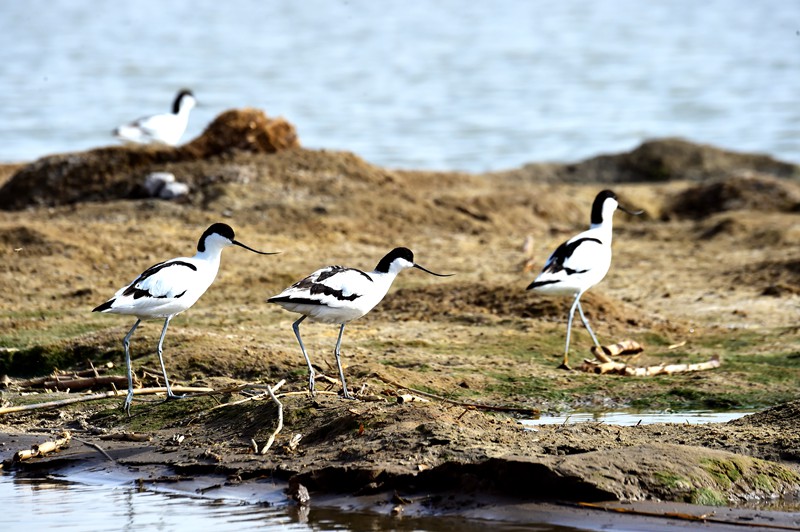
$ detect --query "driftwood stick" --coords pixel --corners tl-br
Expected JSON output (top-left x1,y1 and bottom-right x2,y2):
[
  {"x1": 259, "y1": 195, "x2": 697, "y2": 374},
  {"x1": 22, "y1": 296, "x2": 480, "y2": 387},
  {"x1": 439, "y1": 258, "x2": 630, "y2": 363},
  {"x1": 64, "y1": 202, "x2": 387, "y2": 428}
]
[
  {"x1": 0, "y1": 386, "x2": 215, "y2": 415},
  {"x1": 276, "y1": 390, "x2": 340, "y2": 398},
  {"x1": 44, "y1": 375, "x2": 130, "y2": 392},
  {"x1": 581, "y1": 356, "x2": 721, "y2": 376},
  {"x1": 13, "y1": 431, "x2": 71, "y2": 461},
  {"x1": 591, "y1": 340, "x2": 644, "y2": 360},
  {"x1": 590, "y1": 349, "x2": 613, "y2": 363},
  {"x1": 17, "y1": 363, "x2": 116, "y2": 388},
  {"x1": 260, "y1": 382, "x2": 285, "y2": 455},
  {"x1": 590, "y1": 360, "x2": 628, "y2": 374},
  {"x1": 627, "y1": 356, "x2": 721, "y2": 376},
  {"x1": 375, "y1": 374, "x2": 539, "y2": 415},
  {"x1": 99, "y1": 432, "x2": 152, "y2": 442},
  {"x1": 397, "y1": 394, "x2": 430, "y2": 404}
]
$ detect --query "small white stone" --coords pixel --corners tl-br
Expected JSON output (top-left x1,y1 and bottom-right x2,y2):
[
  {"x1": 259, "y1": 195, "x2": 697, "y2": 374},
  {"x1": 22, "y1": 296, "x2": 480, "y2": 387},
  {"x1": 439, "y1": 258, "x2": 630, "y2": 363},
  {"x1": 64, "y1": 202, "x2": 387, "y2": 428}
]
[
  {"x1": 143, "y1": 172, "x2": 176, "y2": 196},
  {"x1": 159, "y1": 181, "x2": 190, "y2": 199}
]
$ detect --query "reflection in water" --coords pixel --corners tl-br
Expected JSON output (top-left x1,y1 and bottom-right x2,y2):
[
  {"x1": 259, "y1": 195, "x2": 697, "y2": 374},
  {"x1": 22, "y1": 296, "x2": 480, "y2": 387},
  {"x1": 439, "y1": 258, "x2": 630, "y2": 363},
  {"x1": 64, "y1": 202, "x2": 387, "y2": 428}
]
[{"x1": 0, "y1": 472, "x2": 584, "y2": 532}]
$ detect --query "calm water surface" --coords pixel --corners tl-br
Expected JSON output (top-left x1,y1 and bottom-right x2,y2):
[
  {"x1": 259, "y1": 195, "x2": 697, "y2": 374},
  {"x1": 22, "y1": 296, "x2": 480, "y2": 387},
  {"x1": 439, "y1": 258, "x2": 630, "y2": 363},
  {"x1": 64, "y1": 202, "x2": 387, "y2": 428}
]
[
  {"x1": 0, "y1": 0, "x2": 798, "y2": 170},
  {"x1": 0, "y1": 472, "x2": 584, "y2": 532}
]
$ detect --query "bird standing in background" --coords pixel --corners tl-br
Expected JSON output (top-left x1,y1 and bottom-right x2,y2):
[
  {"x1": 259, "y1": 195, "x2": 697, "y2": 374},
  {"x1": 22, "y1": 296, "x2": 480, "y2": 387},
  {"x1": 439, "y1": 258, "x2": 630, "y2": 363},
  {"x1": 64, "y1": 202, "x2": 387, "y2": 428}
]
[
  {"x1": 527, "y1": 190, "x2": 643, "y2": 369},
  {"x1": 113, "y1": 89, "x2": 196, "y2": 146},
  {"x1": 93, "y1": 223, "x2": 277, "y2": 415},
  {"x1": 268, "y1": 247, "x2": 452, "y2": 399}
]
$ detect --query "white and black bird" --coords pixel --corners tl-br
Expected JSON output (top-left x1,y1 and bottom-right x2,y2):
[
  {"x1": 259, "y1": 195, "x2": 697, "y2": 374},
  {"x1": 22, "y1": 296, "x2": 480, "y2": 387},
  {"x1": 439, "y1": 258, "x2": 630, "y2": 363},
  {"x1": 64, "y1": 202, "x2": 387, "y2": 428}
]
[
  {"x1": 268, "y1": 247, "x2": 452, "y2": 399},
  {"x1": 527, "y1": 190, "x2": 642, "y2": 369},
  {"x1": 113, "y1": 89, "x2": 197, "y2": 146},
  {"x1": 93, "y1": 223, "x2": 276, "y2": 415}
]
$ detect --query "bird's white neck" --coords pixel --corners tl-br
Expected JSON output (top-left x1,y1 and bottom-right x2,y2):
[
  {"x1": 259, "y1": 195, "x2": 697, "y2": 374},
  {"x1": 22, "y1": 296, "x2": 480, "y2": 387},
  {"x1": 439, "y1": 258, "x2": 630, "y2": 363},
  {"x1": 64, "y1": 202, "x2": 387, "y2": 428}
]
[
  {"x1": 367, "y1": 269, "x2": 402, "y2": 297},
  {"x1": 175, "y1": 108, "x2": 192, "y2": 122},
  {"x1": 194, "y1": 247, "x2": 224, "y2": 268},
  {"x1": 175, "y1": 99, "x2": 195, "y2": 119},
  {"x1": 589, "y1": 219, "x2": 614, "y2": 243},
  {"x1": 370, "y1": 268, "x2": 400, "y2": 285}
]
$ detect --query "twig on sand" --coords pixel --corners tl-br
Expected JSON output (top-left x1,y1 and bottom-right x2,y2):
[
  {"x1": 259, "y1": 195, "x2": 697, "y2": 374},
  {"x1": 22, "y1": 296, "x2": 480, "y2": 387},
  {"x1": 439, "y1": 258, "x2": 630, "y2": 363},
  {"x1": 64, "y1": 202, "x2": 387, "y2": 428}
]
[
  {"x1": 260, "y1": 382, "x2": 284, "y2": 454},
  {"x1": 375, "y1": 374, "x2": 540, "y2": 416},
  {"x1": 225, "y1": 381, "x2": 285, "y2": 455},
  {"x1": 74, "y1": 437, "x2": 116, "y2": 462},
  {"x1": 0, "y1": 386, "x2": 215, "y2": 416},
  {"x1": 208, "y1": 380, "x2": 286, "y2": 412}
]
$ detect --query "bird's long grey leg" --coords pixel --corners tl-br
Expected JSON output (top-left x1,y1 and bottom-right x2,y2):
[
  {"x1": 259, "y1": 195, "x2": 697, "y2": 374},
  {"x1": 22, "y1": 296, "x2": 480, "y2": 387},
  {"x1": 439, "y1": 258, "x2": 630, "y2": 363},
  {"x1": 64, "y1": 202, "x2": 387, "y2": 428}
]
[
  {"x1": 122, "y1": 319, "x2": 141, "y2": 416},
  {"x1": 292, "y1": 316, "x2": 315, "y2": 395},
  {"x1": 333, "y1": 323, "x2": 353, "y2": 400},
  {"x1": 562, "y1": 295, "x2": 581, "y2": 369},
  {"x1": 155, "y1": 316, "x2": 179, "y2": 399},
  {"x1": 576, "y1": 300, "x2": 601, "y2": 347}
]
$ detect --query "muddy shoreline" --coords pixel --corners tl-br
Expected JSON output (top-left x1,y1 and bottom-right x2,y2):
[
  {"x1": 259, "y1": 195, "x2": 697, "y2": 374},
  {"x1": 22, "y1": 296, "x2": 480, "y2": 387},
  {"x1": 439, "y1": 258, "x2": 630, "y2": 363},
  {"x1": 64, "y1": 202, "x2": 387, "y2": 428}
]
[
  {"x1": 2, "y1": 404, "x2": 799, "y2": 531},
  {"x1": 1, "y1": 119, "x2": 799, "y2": 527},
  {"x1": 3, "y1": 396, "x2": 800, "y2": 500}
]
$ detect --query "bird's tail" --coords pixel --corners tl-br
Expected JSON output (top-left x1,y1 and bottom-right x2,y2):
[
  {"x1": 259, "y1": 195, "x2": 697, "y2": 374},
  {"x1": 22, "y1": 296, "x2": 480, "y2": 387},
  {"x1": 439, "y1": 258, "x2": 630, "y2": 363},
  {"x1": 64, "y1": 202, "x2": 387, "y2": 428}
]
[{"x1": 92, "y1": 299, "x2": 115, "y2": 312}]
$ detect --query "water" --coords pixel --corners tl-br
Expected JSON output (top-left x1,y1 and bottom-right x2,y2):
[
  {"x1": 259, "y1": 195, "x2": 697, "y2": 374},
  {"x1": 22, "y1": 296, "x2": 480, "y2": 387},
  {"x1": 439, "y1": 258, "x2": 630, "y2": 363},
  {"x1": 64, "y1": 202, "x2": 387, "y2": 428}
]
[
  {"x1": 522, "y1": 410, "x2": 753, "y2": 427},
  {"x1": 0, "y1": 0, "x2": 798, "y2": 171},
  {"x1": 0, "y1": 471, "x2": 582, "y2": 532}
]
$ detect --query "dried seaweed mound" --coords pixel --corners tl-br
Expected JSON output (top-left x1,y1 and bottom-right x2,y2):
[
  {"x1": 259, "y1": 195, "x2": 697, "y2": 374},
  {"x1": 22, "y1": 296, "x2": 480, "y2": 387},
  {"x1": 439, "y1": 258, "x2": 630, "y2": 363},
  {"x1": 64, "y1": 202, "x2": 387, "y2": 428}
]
[
  {"x1": 0, "y1": 108, "x2": 299, "y2": 210},
  {"x1": 662, "y1": 174, "x2": 800, "y2": 220}
]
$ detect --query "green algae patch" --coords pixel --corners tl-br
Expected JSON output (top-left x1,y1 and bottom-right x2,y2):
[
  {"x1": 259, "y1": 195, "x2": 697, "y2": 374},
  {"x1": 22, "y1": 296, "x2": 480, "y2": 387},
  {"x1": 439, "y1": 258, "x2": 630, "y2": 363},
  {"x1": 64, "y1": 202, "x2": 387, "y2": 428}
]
[
  {"x1": 700, "y1": 457, "x2": 745, "y2": 489},
  {"x1": 556, "y1": 443, "x2": 800, "y2": 505},
  {"x1": 677, "y1": 454, "x2": 800, "y2": 505},
  {"x1": 689, "y1": 487, "x2": 728, "y2": 506},
  {"x1": 653, "y1": 471, "x2": 693, "y2": 491}
]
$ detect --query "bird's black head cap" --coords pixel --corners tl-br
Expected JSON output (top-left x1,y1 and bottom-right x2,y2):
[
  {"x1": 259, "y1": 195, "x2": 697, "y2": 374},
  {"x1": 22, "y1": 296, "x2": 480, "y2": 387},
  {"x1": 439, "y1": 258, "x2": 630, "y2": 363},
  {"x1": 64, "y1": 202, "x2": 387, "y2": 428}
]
[
  {"x1": 591, "y1": 190, "x2": 617, "y2": 225},
  {"x1": 173, "y1": 89, "x2": 194, "y2": 113},
  {"x1": 375, "y1": 247, "x2": 414, "y2": 273},
  {"x1": 198, "y1": 222, "x2": 234, "y2": 252}
]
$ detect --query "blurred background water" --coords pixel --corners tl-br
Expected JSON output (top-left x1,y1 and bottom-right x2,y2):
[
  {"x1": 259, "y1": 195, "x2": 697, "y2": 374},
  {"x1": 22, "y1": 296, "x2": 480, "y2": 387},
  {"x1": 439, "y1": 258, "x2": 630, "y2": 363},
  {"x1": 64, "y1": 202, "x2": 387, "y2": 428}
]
[{"x1": 0, "y1": 0, "x2": 798, "y2": 171}]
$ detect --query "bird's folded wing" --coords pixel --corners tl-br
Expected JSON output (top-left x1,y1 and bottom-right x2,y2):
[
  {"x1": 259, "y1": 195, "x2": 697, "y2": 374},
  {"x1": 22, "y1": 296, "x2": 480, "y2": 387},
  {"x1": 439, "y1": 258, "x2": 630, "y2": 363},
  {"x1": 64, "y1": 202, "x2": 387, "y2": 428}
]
[
  {"x1": 119, "y1": 259, "x2": 197, "y2": 300},
  {"x1": 541, "y1": 237, "x2": 602, "y2": 275},
  {"x1": 132, "y1": 113, "x2": 172, "y2": 137},
  {"x1": 270, "y1": 266, "x2": 371, "y2": 306}
]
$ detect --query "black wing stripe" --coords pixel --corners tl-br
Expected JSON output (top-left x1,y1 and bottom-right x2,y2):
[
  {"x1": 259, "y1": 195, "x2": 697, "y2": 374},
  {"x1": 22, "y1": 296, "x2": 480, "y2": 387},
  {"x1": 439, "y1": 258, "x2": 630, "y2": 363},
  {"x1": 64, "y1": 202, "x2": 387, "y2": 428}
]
[
  {"x1": 309, "y1": 283, "x2": 360, "y2": 301},
  {"x1": 527, "y1": 280, "x2": 558, "y2": 290},
  {"x1": 122, "y1": 260, "x2": 197, "y2": 298},
  {"x1": 542, "y1": 237, "x2": 602, "y2": 275},
  {"x1": 316, "y1": 266, "x2": 372, "y2": 283},
  {"x1": 268, "y1": 296, "x2": 324, "y2": 307},
  {"x1": 269, "y1": 283, "x2": 362, "y2": 303}
]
